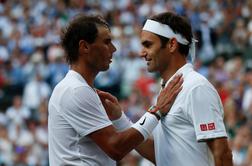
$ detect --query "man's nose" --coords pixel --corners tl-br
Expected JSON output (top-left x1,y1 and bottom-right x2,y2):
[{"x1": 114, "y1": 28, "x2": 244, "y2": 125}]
[
  {"x1": 111, "y1": 43, "x2": 117, "y2": 53},
  {"x1": 139, "y1": 49, "x2": 147, "y2": 58}
]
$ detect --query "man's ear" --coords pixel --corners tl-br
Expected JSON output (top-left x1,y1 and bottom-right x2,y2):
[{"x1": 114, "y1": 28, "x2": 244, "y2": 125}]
[
  {"x1": 167, "y1": 38, "x2": 178, "y2": 53},
  {"x1": 79, "y1": 40, "x2": 90, "y2": 54}
]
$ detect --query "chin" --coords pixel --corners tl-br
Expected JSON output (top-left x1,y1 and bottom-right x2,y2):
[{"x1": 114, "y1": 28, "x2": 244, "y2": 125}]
[
  {"x1": 100, "y1": 65, "x2": 110, "y2": 71},
  {"x1": 147, "y1": 67, "x2": 155, "y2": 73}
]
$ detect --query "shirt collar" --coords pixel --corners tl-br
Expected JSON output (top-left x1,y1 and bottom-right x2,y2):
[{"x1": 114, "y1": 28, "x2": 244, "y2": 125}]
[
  {"x1": 68, "y1": 70, "x2": 97, "y2": 92},
  {"x1": 68, "y1": 70, "x2": 88, "y2": 85},
  {"x1": 161, "y1": 63, "x2": 194, "y2": 88}
]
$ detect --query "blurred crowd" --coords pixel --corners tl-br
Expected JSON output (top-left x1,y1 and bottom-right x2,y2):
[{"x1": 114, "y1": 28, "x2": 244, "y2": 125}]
[{"x1": 0, "y1": 0, "x2": 252, "y2": 165}]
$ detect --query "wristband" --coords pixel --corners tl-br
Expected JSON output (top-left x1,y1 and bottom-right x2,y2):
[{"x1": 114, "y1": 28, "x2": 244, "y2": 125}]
[
  {"x1": 148, "y1": 105, "x2": 166, "y2": 119},
  {"x1": 131, "y1": 112, "x2": 159, "y2": 141},
  {"x1": 112, "y1": 112, "x2": 133, "y2": 131}
]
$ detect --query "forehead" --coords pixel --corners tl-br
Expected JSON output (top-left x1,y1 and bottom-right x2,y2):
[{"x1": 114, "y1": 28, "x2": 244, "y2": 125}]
[
  {"x1": 141, "y1": 30, "x2": 160, "y2": 43},
  {"x1": 96, "y1": 26, "x2": 111, "y2": 40}
]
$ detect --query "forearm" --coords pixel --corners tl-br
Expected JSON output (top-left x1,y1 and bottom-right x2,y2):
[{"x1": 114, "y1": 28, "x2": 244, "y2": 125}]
[
  {"x1": 109, "y1": 129, "x2": 156, "y2": 163},
  {"x1": 213, "y1": 152, "x2": 233, "y2": 166},
  {"x1": 90, "y1": 125, "x2": 145, "y2": 161},
  {"x1": 213, "y1": 150, "x2": 233, "y2": 166},
  {"x1": 135, "y1": 138, "x2": 155, "y2": 164},
  {"x1": 111, "y1": 112, "x2": 156, "y2": 162},
  {"x1": 90, "y1": 112, "x2": 159, "y2": 161},
  {"x1": 207, "y1": 138, "x2": 233, "y2": 166},
  {"x1": 108, "y1": 128, "x2": 145, "y2": 160},
  {"x1": 111, "y1": 112, "x2": 158, "y2": 160}
]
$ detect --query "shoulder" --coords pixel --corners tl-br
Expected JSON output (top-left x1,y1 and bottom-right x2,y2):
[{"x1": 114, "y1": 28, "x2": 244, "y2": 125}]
[
  {"x1": 54, "y1": 70, "x2": 92, "y2": 94},
  {"x1": 51, "y1": 72, "x2": 98, "y2": 107},
  {"x1": 182, "y1": 71, "x2": 221, "y2": 105},
  {"x1": 184, "y1": 71, "x2": 214, "y2": 91}
]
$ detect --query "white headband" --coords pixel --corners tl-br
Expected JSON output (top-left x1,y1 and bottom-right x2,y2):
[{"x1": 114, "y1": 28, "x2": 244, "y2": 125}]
[
  {"x1": 142, "y1": 19, "x2": 198, "y2": 63},
  {"x1": 143, "y1": 19, "x2": 189, "y2": 45}
]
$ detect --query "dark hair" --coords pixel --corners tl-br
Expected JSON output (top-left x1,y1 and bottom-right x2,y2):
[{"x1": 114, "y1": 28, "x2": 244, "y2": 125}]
[
  {"x1": 149, "y1": 12, "x2": 193, "y2": 56},
  {"x1": 61, "y1": 14, "x2": 109, "y2": 64}
]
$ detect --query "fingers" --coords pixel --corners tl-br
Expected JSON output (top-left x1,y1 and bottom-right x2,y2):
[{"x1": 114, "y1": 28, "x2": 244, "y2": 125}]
[
  {"x1": 156, "y1": 74, "x2": 184, "y2": 114},
  {"x1": 160, "y1": 74, "x2": 183, "y2": 99},
  {"x1": 104, "y1": 99, "x2": 118, "y2": 109},
  {"x1": 164, "y1": 74, "x2": 183, "y2": 91},
  {"x1": 105, "y1": 99, "x2": 112, "y2": 105},
  {"x1": 169, "y1": 76, "x2": 183, "y2": 95},
  {"x1": 169, "y1": 86, "x2": 183, "y2": 103},
  {"x1": 97, "y1": 90, "x2": 118, "y2": 103},
  {"x1": 164, "y1": 76, "x2": 183, "y2": 104}
]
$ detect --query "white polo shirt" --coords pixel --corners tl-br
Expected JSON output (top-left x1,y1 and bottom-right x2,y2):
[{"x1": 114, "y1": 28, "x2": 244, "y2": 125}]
[
  {"x1": 154, "y1": 63, "x2": 227, "y2": 166},
  {"x1": 48, "y1": 70, "x2": 115, "y2": 166}
]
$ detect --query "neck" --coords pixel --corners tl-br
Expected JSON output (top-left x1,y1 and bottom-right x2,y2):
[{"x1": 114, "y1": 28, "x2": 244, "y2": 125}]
[
  {"x1": 161, "y1": 55, "x2": 187, "y2": 83},
  {"x1": 71, "y1": 63, "x2": 98, "y2": 88}
]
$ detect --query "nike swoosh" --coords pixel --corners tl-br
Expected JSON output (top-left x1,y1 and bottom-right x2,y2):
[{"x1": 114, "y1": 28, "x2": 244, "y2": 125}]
[{"x1": 140, "y1": 117, "x2": 146, "y2": 125}]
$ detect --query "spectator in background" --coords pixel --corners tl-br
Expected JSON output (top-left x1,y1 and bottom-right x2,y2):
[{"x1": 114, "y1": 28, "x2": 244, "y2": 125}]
[
  {"x1": 0, "y1": 116, "x2": 12, "y2": 165},
  {"x1": 232, "y1": 125, "x2": 251, "y2": 166},
  {"x1": 21, "y1": 49, "x2": 49, "y2": 85},
  {"x1": 121, "y1": 51, "x2": 145, "y2": 97},
  {"x1": 0, "y1": 29, "x2": 10, "y2": 63},
  {"x1": 23, "y1": 72, "x2": 51, "y2": 120},
  {"x1": 6, "y1": 95, "x2": 30, "y2": 128},
  {"x1": 231, "y1": 18, "x2": 248, "y2": 51},
  {"x1": 195, "y1": 12, "x2": 217, "y2": 63},
  {"x1": 47, "y1": 44, "x2": 68, "y2": 88},
  {"x1": 242, "y1": 67, "x2": 252, "y2": 116}
]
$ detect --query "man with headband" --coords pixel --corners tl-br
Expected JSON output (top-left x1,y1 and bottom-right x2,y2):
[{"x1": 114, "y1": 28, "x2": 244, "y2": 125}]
[{"x1": 101, "y1": 12, "x2": 233, "y2": 166}]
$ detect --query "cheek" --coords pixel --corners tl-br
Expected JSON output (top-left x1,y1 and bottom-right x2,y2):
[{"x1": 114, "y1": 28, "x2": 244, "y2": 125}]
[
  {"x1": 91, "y1": 46, "x2": 105, "y2": 58},
  {"x1": 150, "y1": 48, "x2": 161, "y2": 62},
  {"x1": 92, "y1": 48, "x2": 109, "y2": 65},
  {"x1": 154, "y1": 52, "x2": 168, "y2": 70},
  {"x1": 96, "y1": 45, "x2": 109, "y2": 55}
]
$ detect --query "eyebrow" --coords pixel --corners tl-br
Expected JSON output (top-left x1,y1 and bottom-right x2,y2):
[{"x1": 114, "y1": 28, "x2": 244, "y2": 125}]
[
  {"x1": 104, "y1": 37, "x2": 112, "y2": 41},
  {"x1": 141, "y1": 40, "x2": 152, "y2": 46}
]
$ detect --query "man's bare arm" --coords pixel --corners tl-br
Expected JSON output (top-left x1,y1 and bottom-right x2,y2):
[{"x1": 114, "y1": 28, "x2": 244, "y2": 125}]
[
  {"x1": 207, "y1": 137, "x2": 233, "y2": 166},
  {"x1": 135, "y1": 138, "x2": 155, "y2": 164},
  {"x1": 89, "y1": 125, "x2": 145, "y2": 161},
  {"x1": 89, "y1": 124, "x2": 156, "y2": 163}
]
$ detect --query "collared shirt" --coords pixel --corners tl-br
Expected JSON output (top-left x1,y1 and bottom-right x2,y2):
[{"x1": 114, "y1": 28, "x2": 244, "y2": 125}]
[
  {"x1": 154, "y1": 63, "x2": 227, "y2": 166},
  {"x1": 48, "y1": 70, "x2": 115, "y2": 166}
]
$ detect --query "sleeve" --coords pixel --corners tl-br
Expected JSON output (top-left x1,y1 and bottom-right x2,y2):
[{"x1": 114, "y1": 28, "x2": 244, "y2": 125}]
[
  {"x1": 60, "y1": 86, "x2": 112, "y2": 137},
  {"x1": 188, "y1": 85, "x2": 227, "y2": 141}
]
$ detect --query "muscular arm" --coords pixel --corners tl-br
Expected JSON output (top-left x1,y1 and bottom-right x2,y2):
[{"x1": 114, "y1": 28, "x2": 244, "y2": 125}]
[
  {"x1": 207, "y1": 137, "x2": 233, "y2": 166},
  {"x1": 89, "y1": 125, "x2": 145, "y2": 161},
  {"x1": 89, "y1": 124, "x2": 156, "y2": 163},
  {"x1": 135, "y1": 138, "x2": 155, "y2": 163}
]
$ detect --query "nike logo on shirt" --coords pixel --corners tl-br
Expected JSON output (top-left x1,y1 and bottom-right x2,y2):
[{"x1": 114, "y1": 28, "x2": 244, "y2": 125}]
[{"x1": 140, "y1": 117, "x2": 146, "y2": 125}]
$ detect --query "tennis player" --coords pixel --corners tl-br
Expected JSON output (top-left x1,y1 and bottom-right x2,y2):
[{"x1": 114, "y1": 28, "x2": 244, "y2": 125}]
[{"x1": 101, "y1": 12, "x2": 233, "y2": 166}]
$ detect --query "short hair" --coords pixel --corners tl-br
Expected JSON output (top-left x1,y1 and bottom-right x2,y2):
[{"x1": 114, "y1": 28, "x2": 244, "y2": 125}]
[
  {"x1": 149, "y1": 12, "x2": 193, "y2": 56},
  {"x1": 61, "y1": 14, "x2": 109, "y2": 64}
]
